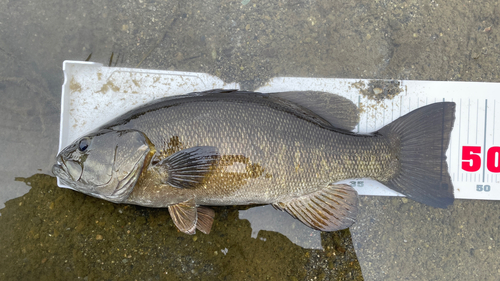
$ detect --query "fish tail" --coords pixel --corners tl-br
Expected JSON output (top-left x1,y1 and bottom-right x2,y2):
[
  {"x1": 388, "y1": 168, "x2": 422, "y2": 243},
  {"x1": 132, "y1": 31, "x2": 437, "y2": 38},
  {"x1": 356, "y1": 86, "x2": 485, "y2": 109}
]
[{"x1": 378, "y1": 102, "x2": 456, "y2": 208}]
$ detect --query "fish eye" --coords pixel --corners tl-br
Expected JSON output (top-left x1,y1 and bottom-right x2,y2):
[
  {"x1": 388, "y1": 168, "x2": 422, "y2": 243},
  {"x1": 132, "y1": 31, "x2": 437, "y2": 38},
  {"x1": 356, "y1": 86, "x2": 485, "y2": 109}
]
[{"x1": 78, "y1": 138, "x2": 90, "y2": 152}]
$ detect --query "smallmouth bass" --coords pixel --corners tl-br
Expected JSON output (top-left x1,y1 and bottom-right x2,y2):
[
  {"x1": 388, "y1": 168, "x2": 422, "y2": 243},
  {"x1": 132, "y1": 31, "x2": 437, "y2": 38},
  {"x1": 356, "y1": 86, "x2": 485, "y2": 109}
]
[{"x1": 53, "y1": 90, "x2": 455, "y2": 234}]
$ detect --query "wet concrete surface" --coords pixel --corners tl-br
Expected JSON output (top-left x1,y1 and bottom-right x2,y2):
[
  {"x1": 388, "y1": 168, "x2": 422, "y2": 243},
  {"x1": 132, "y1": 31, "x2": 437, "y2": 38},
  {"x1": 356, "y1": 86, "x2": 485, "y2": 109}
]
[{"x1": 1, "y1": 0, "x2": 499, "y2": 280}]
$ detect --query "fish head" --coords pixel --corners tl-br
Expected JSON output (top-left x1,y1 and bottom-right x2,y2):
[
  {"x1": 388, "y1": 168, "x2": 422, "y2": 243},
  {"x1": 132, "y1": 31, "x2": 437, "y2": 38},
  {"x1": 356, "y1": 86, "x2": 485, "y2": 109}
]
[{"x1": 52, "y1": 129, "x2": 154, "y2": 203}]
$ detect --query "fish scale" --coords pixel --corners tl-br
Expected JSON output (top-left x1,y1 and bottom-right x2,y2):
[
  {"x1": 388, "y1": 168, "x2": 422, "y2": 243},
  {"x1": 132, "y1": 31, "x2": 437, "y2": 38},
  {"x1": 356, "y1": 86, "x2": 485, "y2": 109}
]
[{"x1": 109, "y1": 97, "x2": 396, "y2": 206}]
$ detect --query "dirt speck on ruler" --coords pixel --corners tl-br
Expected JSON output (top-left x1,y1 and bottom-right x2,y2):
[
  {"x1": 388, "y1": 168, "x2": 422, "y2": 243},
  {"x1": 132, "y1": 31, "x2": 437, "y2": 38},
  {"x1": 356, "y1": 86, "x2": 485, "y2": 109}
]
[{"x1": 354, "y1": 80, "x2": 403, "y2": 102}]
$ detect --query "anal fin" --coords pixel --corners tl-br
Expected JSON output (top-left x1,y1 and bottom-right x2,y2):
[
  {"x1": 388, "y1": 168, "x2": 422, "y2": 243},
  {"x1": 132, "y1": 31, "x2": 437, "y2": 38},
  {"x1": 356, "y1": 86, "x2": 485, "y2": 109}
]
[{"x1": 273, "y1": 183, "x2": 358, "y2": 232}]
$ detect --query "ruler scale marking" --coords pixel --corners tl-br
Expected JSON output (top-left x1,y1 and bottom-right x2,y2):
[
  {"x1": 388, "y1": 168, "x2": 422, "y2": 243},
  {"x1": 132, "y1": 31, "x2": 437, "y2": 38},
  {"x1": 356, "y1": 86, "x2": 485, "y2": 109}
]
[
  {"x1": 467, "y1": 100, "x2": 470, "y2": 144},
  {"x1": 493, "y1": 100, "x2": 496, "y2": 145},
  {"x1": 476, "y1": 100, "x2": 479, "y2": 144},
  {"x1": 483, "y1": 100, "x2": 488, "y2": 182}
]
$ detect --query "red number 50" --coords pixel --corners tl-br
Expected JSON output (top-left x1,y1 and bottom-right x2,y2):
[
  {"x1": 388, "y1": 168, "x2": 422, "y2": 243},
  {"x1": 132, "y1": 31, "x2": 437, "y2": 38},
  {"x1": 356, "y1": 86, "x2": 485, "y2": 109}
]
[{"x1": 462, "y1": 146, "x2": 500, "y2": 173}]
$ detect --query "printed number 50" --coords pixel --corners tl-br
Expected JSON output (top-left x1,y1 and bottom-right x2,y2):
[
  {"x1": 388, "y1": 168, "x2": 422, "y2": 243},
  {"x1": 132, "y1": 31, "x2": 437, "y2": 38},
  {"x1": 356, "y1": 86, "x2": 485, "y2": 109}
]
[
  {"x1": 462, "y1": 146, "x2": 500, "y2": 173},
  {"x1": 477, "y1": 185, "x2": 491, "y2": 192}
]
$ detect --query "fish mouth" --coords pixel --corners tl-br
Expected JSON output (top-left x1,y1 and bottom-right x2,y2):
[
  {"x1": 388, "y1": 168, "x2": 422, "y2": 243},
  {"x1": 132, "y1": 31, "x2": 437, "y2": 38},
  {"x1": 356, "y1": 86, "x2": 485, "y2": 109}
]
[
  {"x1": 52, "y1": 156, "x2": 77, "y2": 189},
  {"x1": 52, "y1": 156, "x2": 68, "y2": 178},
  {"x1": 53, "y1": 154, "x2": 85, "y2": 181},
  {"x1": 53, "y1": 158, "x2": 82, "y2": 191}
]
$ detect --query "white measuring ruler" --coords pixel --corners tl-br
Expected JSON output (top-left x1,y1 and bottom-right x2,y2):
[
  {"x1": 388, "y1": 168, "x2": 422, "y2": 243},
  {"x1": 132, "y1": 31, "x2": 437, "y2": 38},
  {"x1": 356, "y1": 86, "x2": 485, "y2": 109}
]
[
  {"x1": 59, "y1": 61, "x2": 500, "y2": 201},
  {"x1": 259, "y1": 78, "x2": 500, "y2": 201}
]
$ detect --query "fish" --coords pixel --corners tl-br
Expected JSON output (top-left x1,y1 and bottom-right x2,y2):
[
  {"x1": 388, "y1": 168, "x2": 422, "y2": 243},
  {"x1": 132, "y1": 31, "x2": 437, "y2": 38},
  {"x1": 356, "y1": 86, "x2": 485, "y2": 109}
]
[{"x1": 52, "y1": 89, "x2": 456, "y2": 235}]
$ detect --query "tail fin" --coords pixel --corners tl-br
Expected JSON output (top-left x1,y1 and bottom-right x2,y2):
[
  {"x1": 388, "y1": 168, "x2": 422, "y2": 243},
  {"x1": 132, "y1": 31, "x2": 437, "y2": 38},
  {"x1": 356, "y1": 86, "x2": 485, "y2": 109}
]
[{"x1": 378, "y1": 102, "x2": 456, "y2": 208}]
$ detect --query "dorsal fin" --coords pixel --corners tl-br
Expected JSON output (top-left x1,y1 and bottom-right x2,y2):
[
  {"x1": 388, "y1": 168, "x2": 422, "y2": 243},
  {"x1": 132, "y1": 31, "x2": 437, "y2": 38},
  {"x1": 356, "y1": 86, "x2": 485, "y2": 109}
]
[
  {"x1": 187, "y1": 89, "x2": 360, "y2": 131},
  {"x1": 269, "y1": 91, "x2": 359, "y2": 131}
]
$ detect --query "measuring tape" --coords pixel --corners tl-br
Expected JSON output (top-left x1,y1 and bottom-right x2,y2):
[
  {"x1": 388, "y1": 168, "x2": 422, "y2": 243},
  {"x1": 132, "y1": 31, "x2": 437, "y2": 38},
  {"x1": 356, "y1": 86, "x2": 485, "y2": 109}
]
[{"x1": 60, "y1": 61, "x2": 499, "y2": 200}]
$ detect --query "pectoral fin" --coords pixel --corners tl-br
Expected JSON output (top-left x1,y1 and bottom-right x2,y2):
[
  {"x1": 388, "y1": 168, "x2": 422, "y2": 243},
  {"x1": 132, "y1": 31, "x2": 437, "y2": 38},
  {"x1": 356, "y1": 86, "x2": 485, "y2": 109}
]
[
  {"x1": 156, "y1": 146, "x2": 219, "y2": 189},
  {"x1": 168, "y1": 199, "x2": 215, "y2": 235},
  {"x1": 273, "y1": 183, "x2": 358, "y2": 231}
]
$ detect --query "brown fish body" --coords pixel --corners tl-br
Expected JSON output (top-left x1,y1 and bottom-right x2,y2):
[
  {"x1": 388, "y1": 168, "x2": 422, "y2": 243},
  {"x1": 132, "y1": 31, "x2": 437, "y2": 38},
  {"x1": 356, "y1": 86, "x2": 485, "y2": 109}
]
[
  {"x1": 104, "y1": 92, "x2": 395, "y2": 207},
  {"x1": 53, "y1": 89, "x2": 455, "y2": 234}
]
